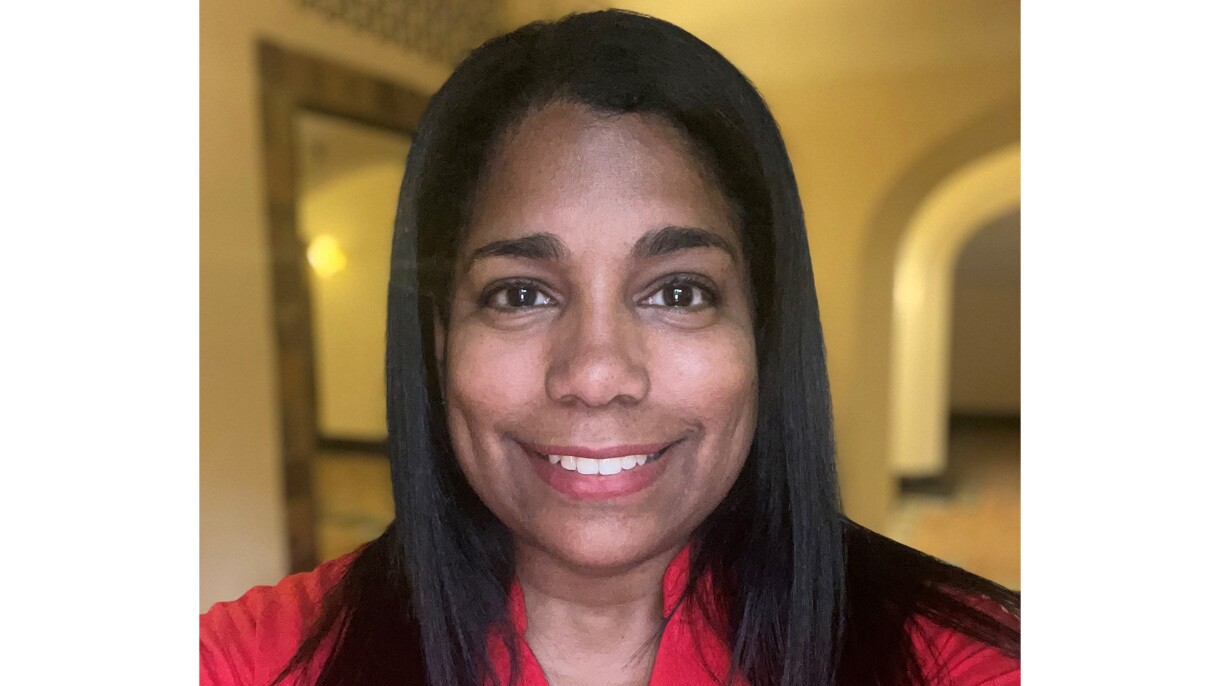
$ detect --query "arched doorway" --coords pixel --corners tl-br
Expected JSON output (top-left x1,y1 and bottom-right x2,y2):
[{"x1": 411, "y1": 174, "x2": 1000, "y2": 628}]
[{"x1": 889, "y1": 143, "x2": 1020, "y2": 478}]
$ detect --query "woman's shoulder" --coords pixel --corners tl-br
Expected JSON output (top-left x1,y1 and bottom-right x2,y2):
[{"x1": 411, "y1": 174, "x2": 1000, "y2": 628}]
[
  {"x1": 909, "y1": 601, "x2": 1020, "y2": 686},
  {"x1": 200, "y1": 551, "x2": 357, "y2": 686},
  {"x1": 841, "y1": 524, "x2": 1019, "y2": 684}
]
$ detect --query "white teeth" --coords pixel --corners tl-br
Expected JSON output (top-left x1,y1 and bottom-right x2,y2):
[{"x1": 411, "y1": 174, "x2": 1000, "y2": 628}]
[{"x1": 548, "y1": 453, "x2": 655, "y2": 474}]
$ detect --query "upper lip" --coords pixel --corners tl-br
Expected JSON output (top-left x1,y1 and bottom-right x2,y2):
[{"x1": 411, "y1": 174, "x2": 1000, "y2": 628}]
[{"x1": 521, "y1": 441, "x2": 674, "y2": 459}]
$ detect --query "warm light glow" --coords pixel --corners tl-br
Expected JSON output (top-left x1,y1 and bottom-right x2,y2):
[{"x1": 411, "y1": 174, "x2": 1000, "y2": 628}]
[{"x1": 307, "y1": 235, "x2": 348, "y2": 278}]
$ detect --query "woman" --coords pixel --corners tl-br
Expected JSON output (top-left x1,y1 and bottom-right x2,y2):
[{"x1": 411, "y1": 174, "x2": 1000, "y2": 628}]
[{"x1": 202, "y1": 10, "x2": 1019, "y2": 686}]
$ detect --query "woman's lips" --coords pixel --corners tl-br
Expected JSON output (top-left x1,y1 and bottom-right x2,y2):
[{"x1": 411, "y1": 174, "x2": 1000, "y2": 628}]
[{"x1": 520, "y1": 440, "x2": 676, "y2": 500}]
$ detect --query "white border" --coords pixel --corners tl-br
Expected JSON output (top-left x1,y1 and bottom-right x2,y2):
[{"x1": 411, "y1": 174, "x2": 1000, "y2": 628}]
[
  {"x1": 1, "y1": 1, "x2": 198, "y2": 681},
  {"x1": 1024, "y1": 2, "x2": 1219, "y2": 679}
]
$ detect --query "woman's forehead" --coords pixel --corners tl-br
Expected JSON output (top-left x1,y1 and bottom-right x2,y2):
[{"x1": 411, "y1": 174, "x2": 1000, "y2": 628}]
[{"x1": 462, "y1": 101, "x2": 740, "y2": 260}]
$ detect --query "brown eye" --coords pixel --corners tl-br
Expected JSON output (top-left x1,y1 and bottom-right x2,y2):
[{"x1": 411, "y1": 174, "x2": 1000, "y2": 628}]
[
  {"x1": 486, "y1": 283, "x2": 556, "y2": 310},
  {"x1": 641, "y1": 279, "x2": 714, "y2": 309}
]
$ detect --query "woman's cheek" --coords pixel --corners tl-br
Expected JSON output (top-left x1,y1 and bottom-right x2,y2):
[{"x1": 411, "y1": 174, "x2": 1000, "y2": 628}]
[
  {"x1": 444, "y1": 327, "x2": 547, "y2": 515},
  {"x1": 657, "y1": 327, "x2": 756, "y2": 412},
  {"x1": 448, "y1": 326, "x2": 544, "y2": 415}
]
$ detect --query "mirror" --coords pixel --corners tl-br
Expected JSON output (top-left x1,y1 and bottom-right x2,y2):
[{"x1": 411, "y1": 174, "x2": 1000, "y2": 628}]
[
  {"x1": 296, "y1": 111, "x2": 410, "y2": 563},
  {"x1": 259, "y1": 43, "x2": 427, "y2": 571}
]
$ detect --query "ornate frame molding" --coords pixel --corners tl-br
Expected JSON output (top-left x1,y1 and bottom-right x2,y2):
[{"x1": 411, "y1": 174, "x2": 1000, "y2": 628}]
[{"x1": 258, "y1": 41, "x2": 429, "y2": 572}]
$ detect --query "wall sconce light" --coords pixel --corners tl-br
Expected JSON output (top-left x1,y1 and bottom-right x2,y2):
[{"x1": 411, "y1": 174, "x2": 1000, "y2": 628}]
[{"x1": 307, "y1": 235, "x2": 348, "y2": 278}]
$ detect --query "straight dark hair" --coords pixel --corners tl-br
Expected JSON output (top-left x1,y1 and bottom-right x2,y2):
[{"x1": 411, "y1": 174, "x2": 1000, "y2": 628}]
[{"x1": 276, "y1": 10, "x2": 1018, "y2": 686}]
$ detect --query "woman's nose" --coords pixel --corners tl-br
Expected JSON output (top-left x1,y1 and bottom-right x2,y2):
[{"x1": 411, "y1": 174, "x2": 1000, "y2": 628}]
[{"x1": 545, "y1": 301, "x2": 650, "y2": 408}]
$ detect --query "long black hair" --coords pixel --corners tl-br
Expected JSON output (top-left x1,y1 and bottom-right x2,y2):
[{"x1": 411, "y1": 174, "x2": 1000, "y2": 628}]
[{"x1": 276, "y1": 10, "x2": 1018, "y2": 686}]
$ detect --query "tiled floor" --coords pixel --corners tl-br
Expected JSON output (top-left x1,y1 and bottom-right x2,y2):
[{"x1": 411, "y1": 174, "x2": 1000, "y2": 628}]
[{"x1": 887, "y1": 417, "x2": 1021, "y2": 590}]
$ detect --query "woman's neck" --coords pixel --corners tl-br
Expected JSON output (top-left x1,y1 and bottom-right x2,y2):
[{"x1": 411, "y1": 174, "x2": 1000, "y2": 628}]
[{"x1": 514, "y1": 542, "x2": 686, "y2": 686}]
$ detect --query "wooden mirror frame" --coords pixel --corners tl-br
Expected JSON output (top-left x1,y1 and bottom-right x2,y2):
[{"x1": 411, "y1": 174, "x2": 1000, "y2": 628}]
[{"x1": 258, "y1": 41, "x2": 429, "y2": 573}]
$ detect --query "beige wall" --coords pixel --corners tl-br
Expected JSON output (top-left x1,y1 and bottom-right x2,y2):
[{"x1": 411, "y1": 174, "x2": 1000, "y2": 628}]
[{"x1": 200, "y1": 0, "x2": 450, "y2": 610}]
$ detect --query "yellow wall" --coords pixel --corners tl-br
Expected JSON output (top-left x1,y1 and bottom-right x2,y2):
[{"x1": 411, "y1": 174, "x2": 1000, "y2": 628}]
[{"x1": 200, "y1": 0, "x2": 449, "y2": 610}]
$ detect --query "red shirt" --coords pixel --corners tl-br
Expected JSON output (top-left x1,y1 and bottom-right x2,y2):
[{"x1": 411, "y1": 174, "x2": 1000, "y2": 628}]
[{"x1": 201, "y1": 547, "x2": 1018, "y2": 685}]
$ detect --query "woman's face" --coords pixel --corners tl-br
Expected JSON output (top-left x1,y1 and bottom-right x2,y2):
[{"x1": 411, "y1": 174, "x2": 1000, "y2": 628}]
[{"x1": 439, "y1": 101, "x2": 758, "y2": 571}]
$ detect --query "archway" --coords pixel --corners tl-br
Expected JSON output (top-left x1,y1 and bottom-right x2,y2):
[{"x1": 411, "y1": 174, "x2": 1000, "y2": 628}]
[{"x1": 889, "y1": 143, "x2": 1020, "y2": 477}]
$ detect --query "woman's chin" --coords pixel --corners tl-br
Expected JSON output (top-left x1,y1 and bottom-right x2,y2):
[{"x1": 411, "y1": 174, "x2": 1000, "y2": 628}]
[{"x1": 527, "y1": 523, "x2": 683, "y2": 574}]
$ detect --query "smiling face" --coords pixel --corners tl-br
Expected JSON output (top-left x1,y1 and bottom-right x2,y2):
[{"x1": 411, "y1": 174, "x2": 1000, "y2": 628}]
[{"x1": 438, "y1": 100, "x2": 758, "y2": 571}]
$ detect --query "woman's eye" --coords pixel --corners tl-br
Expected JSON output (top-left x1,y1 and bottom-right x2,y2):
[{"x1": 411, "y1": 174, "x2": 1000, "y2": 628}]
[
  {"x1": 487, "y1": 284, "x2": 555, "y2": 309},
  {"x1": 642, "y1": 282, "x2": 713, "y2": 309}
]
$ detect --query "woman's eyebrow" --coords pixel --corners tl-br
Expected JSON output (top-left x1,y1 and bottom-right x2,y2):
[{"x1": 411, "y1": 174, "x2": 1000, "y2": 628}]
[
  {"x1": 633, "y1": 225, "x2": 738, "y2": 262},
  {"x1": 466, "y1": 232, "x2": 569, "y2": 266},
  {"x1": 463, "y1": 225, "x2": 735, "y2": 270}
]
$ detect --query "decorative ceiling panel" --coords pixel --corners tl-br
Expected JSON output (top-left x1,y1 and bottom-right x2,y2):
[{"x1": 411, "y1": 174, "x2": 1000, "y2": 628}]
[{"x1": 300, "y1": 0, "x2": 502, "y2": 65}]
